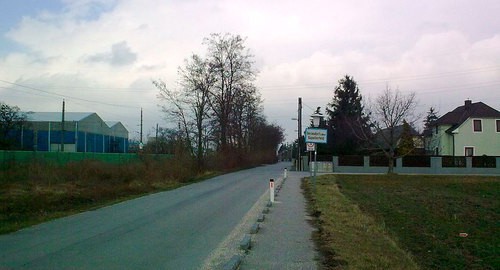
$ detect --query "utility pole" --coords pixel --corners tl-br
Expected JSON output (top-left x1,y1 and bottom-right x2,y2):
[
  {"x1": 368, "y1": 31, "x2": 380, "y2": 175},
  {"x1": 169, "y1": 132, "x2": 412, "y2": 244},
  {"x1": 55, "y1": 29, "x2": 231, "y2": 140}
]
[
  {"x1": 61, "y1": 99, "x2": 65, "y2": 152},
  {"x1": 140, "y1": 108, "x2": 143, "y2": 144},
  {"x1": 298, "y1": 97, "x2": 302, "y2": 171}
]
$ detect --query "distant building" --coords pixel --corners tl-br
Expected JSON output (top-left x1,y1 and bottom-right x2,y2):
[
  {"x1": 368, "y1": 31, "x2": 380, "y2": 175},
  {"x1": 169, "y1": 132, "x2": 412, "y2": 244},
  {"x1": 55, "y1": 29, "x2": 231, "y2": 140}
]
[
  {"x1": 373, "y1": 124, "x2": 424, "y2": 155},
  {"x1": 17, "y1": 112, "x2": 128, "y2": 153},
  {"x1": 426, "y1": 100, "x2": 500, "y2": 156}
]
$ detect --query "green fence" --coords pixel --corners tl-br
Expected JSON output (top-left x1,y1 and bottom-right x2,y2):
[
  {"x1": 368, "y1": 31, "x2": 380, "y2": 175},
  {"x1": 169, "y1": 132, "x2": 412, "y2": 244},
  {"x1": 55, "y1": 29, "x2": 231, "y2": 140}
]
[{"x1": 0, "y1": 151, "x2": 173, "y2": 166}]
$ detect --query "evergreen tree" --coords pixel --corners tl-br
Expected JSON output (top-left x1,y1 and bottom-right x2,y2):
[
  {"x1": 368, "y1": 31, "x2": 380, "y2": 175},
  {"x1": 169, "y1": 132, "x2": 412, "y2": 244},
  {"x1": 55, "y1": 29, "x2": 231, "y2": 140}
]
[
  {"x1": 326, "y1": 75, "x2": 369, "y2": 155},
  {"x1": 398, "y1": 120, "x2": 415, "y2": 155},
  {"x1": 423, "y1": 107, "x2": 439, "y2": 131}
]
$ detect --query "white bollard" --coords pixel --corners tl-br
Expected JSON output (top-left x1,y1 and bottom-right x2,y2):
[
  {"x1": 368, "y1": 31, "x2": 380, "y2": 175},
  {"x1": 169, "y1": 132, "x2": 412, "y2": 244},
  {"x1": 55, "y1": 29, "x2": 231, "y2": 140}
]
[
  {"x1": 269, "y1": 178, "x2": 275, "y2": 203},
  {"x1": 284, "y1": 168, "x2": 288, "y2": 179}
]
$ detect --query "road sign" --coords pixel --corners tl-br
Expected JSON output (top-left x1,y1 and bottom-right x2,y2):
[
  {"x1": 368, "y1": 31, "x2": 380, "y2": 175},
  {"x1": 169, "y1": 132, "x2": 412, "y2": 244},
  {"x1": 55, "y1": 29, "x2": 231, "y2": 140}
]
[
  {"x1": 305, "y1": 128, "x2": 328, "y2": 144},
  {"x1": 306, "y1": 143, "x2": 316, "y2": 151}
]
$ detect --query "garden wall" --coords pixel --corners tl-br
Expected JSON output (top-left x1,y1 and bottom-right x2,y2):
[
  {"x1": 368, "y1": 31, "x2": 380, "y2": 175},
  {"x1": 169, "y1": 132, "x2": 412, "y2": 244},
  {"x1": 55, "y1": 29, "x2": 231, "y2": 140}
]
[{"x1": 309, "y1": 156, "x2": 499, "y2": 175}]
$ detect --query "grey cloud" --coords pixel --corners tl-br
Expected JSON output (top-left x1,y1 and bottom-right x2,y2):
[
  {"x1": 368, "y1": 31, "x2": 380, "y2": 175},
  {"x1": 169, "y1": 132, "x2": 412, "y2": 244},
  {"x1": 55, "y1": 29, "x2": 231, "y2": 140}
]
[{"x1": 86, "y1": 41, "x2": 137, "y2": 66}]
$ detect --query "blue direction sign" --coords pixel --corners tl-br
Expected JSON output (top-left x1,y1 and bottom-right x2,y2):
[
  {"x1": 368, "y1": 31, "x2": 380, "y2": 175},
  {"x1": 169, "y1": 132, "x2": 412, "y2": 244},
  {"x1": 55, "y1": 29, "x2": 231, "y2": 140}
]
[{"x1": 305, "y1": 128, "x2": 328, "y2": 144}]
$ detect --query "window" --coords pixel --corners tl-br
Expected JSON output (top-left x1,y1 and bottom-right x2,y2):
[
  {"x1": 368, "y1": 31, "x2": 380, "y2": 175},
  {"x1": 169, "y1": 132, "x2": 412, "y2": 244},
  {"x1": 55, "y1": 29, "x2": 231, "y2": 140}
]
[
  {"x1": 496, "y1": 119, "x2": 500, "y2": 132},
  {"x1": 473, "y1": 119, "x2": 482, "y2": 132},
  {"x1": 464, "y1": 147, "x2": 474, "y2": 157}
]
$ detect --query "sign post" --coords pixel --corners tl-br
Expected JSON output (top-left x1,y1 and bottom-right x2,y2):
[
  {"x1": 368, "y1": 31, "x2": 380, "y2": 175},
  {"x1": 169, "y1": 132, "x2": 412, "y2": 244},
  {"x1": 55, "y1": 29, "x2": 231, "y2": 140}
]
[
  {"x1": 307, "y1": 143, "x2": 315, "y2": 176},
  {"x1": 305, "y1": 122, "x2": 328, "y2": 193}
]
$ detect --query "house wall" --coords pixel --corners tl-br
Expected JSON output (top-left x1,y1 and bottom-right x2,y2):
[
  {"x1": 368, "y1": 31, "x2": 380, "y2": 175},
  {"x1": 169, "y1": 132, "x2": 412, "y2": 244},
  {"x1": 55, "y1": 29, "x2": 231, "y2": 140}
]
[
  {"x1": 454, "y1": 118, "x2": 500, "y2": 156},
  {"x1": 430, "y1": 125, "x2": 454, "y2": 155}
]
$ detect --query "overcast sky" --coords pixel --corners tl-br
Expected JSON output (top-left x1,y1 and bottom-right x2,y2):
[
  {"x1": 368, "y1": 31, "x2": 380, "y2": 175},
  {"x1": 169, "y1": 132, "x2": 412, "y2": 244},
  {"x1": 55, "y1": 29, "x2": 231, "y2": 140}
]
[{"x1": 1, "y1": 0, "x2": 499, "y2": 142}]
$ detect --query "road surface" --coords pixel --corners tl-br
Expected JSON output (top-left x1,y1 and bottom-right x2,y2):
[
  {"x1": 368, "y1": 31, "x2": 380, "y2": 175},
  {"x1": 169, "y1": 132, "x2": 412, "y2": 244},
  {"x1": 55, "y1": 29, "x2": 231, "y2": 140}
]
[{"x1": 0, "y1": 163, "x2": 286, "y2": 269}]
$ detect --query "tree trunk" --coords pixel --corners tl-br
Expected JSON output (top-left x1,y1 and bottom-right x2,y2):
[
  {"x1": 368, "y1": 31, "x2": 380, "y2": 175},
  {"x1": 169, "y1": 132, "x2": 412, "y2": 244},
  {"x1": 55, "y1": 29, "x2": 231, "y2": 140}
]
[
  {"x1": 387, "y1": 156, "x2": 394, "y2": 174},
  {"x1": 387, "y1": 148, "x2": 395, "y2": 174},
  {"x1": 196, "y1": 121, "x2": 204, "y2": 170}
]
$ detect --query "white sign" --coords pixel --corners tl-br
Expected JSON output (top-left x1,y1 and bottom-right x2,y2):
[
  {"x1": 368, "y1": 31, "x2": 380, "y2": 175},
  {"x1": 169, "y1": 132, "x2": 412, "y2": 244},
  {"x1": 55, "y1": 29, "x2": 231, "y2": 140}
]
[
  {"x1": 306, "y1": 143, "x2": 316, "y2": 151},
  {"x1": 305, "y1": 128, "x2": 328, "y2": 144}
]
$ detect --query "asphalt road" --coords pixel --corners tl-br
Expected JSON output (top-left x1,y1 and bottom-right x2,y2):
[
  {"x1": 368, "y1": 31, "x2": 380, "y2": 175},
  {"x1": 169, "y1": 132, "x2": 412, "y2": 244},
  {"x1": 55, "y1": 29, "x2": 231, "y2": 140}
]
[{"x1": 0, "y1": 163, "x2": 286, "y2": 269}]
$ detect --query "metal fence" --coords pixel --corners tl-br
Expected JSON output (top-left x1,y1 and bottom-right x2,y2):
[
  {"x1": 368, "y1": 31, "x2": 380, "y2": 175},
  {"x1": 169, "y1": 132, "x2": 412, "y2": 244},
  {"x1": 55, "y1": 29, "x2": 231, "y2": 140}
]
[{"x1": 0, "y1": 150, "x2": 173, "y2": 167}]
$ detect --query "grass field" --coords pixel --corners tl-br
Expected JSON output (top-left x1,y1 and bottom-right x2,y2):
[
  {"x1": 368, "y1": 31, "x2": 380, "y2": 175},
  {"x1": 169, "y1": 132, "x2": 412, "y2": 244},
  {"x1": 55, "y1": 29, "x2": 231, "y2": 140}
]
[{"x1": 304, "y1": 174, "x2": 499, "y2": 270}]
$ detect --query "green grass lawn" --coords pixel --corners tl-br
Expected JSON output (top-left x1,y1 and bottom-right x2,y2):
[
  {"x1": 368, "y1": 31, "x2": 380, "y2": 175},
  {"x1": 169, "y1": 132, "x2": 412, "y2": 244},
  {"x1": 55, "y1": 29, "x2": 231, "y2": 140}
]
[{"x1": 304, "y1": 174, "x2": 499, "y2": 270}]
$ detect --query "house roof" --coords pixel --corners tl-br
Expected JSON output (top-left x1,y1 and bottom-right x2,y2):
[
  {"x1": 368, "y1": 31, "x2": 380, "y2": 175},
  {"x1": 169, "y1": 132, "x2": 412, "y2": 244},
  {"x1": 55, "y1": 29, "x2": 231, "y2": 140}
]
[
  {"x1": 27, "y1": 112, "x2": 95, "y2": 122},
  {"x1": 105, "y1": 121, "x2": 120, "y2": 127},
  {"x1": 434, "y1": 100, "x2": 500, "y2": 127},
  {"x1": 374, "y1": 124, "x2": 419, "y2": 149},
  {"x1": 105, "y1": 121, "x2": 128, "y2": 132}
]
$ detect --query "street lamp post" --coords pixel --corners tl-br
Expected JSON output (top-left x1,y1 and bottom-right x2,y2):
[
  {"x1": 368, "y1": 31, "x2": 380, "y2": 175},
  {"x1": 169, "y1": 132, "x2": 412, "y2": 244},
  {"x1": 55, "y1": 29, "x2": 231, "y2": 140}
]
[
  {"x1": 292, "y1": 117, "x2": 300, "y2": 171},
  {"x1": 310, "y1": 112, "x2": 324, "y2": 192}
]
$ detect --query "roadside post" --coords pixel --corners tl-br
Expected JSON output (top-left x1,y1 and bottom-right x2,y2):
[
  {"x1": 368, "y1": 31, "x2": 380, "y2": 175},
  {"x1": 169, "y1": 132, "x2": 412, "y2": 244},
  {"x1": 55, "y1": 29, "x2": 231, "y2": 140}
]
[
  {"x1": 284, "y1": 168, "x2": 288, "y2": 179},
  {"x1": 269, "y1": 179, "x2": 275, "y2": 203}
]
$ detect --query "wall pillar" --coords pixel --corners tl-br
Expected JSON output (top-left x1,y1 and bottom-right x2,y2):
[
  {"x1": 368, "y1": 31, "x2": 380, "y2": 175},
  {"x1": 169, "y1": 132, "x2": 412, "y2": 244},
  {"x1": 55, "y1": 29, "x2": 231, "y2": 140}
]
[
  {"x1": 396, "y1": 157, "x2": 403, "y2": 173},
  {"x1": 431, "y1": 157, "x2": 441, "y2": 174},
  {"x1": 363, "y1": 156, "x2": 370, "y2": 169},
  {"x1": 466, "y1": 157, "x2": 472, "y2": 173},
  {"x1": 332, "y1": 156, "x2": 339, "y2": 172}
]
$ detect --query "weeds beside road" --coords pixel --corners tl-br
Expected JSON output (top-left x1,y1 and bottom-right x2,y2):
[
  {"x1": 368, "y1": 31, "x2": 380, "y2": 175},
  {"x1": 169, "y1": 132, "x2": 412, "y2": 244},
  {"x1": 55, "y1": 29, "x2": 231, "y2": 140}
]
[
  {"x1": 0, "y1": 157, "x2": 215, "y2": 234},
  {"x1": 304, "y1": 174, "x2": 499, "y2": 270}
]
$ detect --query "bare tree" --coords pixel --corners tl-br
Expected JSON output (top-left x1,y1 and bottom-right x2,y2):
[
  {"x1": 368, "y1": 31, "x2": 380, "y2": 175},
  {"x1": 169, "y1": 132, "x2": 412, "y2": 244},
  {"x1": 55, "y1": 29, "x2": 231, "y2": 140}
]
[
  {"x1": 154, "y1": 80, "x2": 194, "y2": 156},
  {"x1": 204, "y1": 33, "x2": 256, "y2": 152},
  {"x1": 359, "y1": 87, "x2": 418, "y2": 173},
  {"x1": 154, "y1": 33, "x2": 282, "y2": 169},
  {"x1": 154, "y1": 54, "x2": 215, "y2": 169},
  {"x1": 178, "y1": 54, "x2": 215, "y2": 168}
]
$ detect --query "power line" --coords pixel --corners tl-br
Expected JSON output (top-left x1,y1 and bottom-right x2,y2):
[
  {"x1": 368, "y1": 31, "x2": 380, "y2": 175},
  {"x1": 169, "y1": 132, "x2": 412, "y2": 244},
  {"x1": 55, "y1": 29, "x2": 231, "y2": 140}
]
[
  {"x1": 0, "y1": 79, "x2": 140, "y2": 109},
  {"x1": 258, "y1": 65, "x2": 500, "y2": 91}
]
